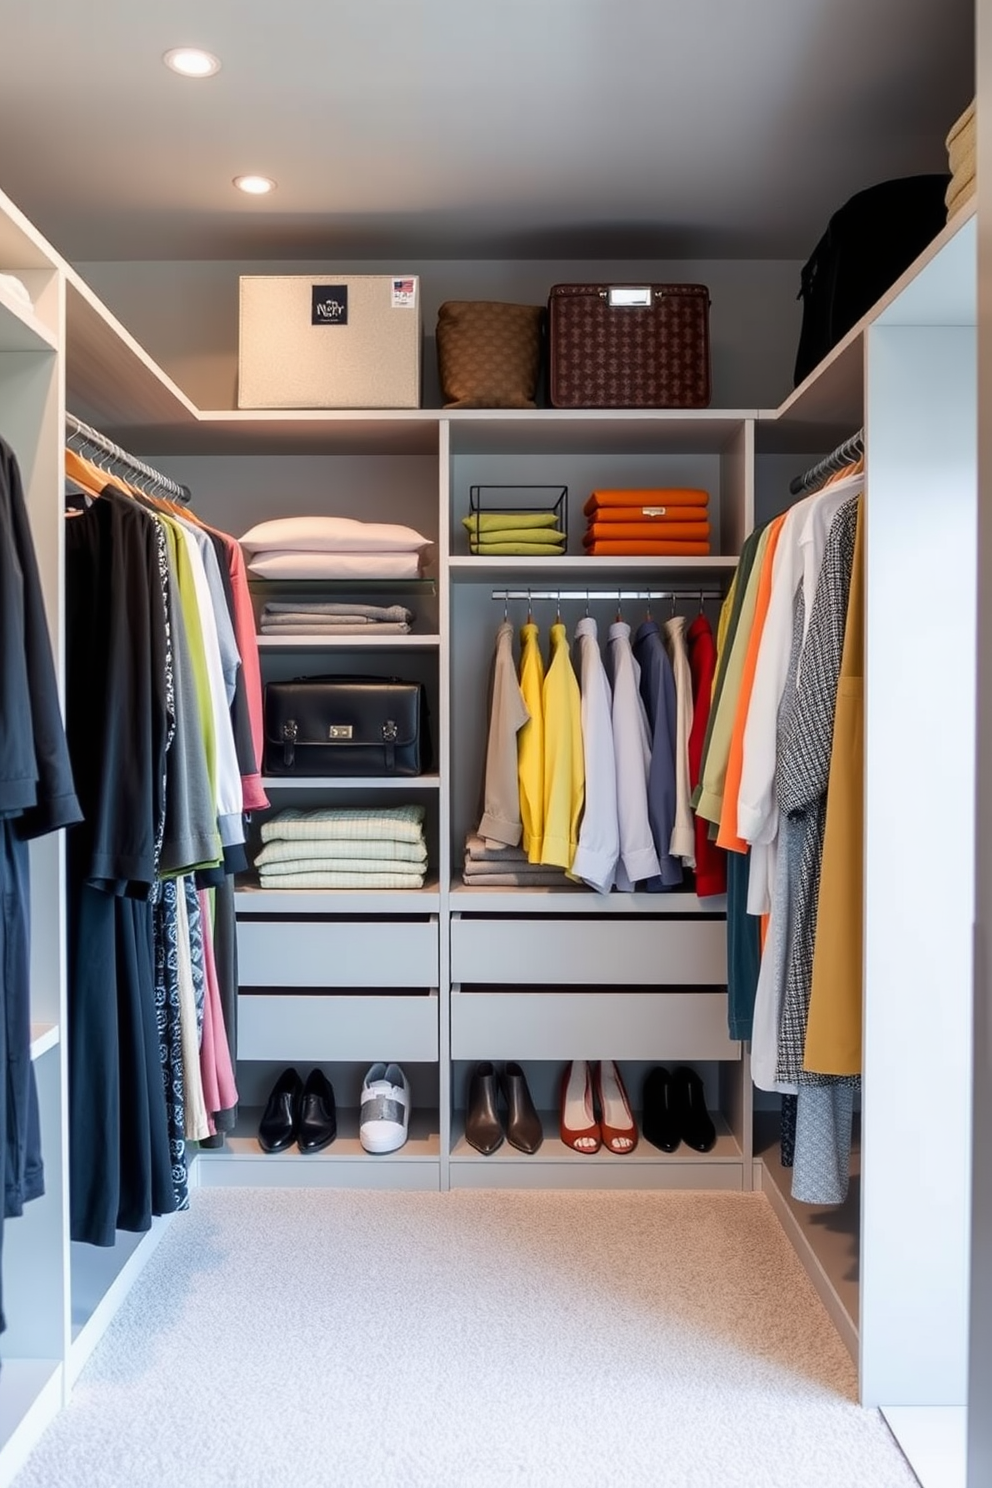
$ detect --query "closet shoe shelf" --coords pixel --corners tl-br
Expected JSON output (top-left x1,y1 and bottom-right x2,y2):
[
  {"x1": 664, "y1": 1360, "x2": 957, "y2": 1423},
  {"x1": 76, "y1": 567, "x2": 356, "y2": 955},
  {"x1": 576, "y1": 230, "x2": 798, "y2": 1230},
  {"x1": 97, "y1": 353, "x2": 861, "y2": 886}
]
[
  {"x1": 196, "y1": 1106, "x2": 442, "y2": 1190},
  {"x1": 449, "y1": 1110, "x2": 742, "y2": 1190}
]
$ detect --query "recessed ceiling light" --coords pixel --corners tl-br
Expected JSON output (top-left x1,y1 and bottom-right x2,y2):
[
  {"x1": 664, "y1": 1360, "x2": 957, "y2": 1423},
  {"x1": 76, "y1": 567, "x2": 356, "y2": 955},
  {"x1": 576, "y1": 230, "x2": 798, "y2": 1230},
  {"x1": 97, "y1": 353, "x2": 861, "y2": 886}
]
[
  {"x1": 164, "y1": 47, "x2": 221, "y2": 78},
  {"x1": 234, "y1": 175, "x2": 277, "y2": 196}
]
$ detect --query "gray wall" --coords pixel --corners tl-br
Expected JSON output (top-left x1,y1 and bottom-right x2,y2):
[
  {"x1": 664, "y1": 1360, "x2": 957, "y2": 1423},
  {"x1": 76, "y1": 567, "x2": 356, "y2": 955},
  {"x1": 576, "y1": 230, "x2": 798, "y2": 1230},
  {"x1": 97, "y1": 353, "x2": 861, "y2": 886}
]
[{"x1": 76, "y1": 256, "x2": 804, "y2": 412}]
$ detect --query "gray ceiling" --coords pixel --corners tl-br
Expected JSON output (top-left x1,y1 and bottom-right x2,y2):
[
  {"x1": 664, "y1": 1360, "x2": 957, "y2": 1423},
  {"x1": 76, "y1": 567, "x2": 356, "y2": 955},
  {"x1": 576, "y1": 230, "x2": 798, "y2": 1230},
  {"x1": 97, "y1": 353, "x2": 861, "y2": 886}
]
[{"x1": 0, "y1": 0, "x2": 974, "y2": 263}]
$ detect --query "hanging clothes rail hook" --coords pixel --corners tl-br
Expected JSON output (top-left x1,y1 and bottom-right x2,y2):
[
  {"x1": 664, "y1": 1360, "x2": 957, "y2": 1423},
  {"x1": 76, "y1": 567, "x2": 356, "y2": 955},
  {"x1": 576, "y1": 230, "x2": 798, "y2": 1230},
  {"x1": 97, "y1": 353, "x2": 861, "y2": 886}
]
[
  {"x1": 556, "y1": 589, "x2": 562, "y2": 623},
  {"x1": 584, "y1": 590, "x2": 590, "y2": 618},
  {"x1": 526, "y1": 588, "x2": 533, "y2": 623}
]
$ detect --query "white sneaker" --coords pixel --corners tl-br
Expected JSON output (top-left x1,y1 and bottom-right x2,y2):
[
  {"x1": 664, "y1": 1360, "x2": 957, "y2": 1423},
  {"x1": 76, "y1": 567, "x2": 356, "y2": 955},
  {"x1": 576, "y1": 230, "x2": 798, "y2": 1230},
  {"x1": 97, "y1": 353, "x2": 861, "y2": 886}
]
[{"x1": 359, "y1": 1063, "x2": 410, "y2": 1153}]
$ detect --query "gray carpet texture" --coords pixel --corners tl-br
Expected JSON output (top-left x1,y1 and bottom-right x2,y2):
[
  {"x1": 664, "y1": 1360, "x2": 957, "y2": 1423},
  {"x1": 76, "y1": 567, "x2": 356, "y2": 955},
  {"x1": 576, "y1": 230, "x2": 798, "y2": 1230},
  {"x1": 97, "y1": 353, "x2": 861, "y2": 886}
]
[{"x1": 14, "y1": 1188, "x2": 917, "y2": 1488}]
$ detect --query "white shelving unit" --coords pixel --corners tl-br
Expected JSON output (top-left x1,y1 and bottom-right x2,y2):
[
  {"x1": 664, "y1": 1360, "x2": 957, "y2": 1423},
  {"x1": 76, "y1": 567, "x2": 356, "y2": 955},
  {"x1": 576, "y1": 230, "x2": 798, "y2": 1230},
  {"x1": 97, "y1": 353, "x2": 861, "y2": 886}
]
[{"x1": 0, "y1": 171, "x2": 977, "y2": 1479}]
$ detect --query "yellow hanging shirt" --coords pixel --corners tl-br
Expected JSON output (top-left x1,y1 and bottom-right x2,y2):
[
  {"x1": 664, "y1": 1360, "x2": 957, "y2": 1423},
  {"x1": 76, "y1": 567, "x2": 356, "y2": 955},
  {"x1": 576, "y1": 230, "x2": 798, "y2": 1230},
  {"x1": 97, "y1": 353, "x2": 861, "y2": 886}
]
[
  {"x1": 540, "y1": 622, "x2": 585, "y2": 871},
  {"x1": 517, "y1": 622, "x2": 545, "y2": 862}
]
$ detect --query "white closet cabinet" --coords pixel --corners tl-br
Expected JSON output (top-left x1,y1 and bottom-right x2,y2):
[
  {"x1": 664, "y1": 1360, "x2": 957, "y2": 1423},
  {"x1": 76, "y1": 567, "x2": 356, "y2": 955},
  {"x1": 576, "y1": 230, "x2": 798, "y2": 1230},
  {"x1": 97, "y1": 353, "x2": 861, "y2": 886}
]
[{"x1": 0, "y1": 171, "x2": 978, "y2": 1482}]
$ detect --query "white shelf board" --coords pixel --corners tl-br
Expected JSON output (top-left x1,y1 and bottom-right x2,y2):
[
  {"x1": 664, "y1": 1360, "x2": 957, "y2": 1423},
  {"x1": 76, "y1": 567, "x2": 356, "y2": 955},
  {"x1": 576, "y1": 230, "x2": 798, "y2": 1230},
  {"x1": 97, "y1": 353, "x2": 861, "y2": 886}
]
[
  {"x1": 448, "y1": 555, "x2": 738, "y2": 577},
  {"x1": 450, "y1": 881, "x2": 725, "y2": 915},
  {"x1": 175, "y1": 407, "x2": 442, "y2": 456},
  {"x1": 754, "y1": 1112, "x2": 860, "y2": 1360},
  {"x1": 446, "y1": 408, "x2": 757, "y2": 456},
  {"x1": 0, "y1": 282, "x2": 56, "y2": 353},
  {"x1": 202, "y1": 1106, "x2": 440, "y2": 1162},
  {"x1": 257, "y1": 632, "x2": 441, "y2": 651},
  {"x1": 0, "y1": 186, "x2": 61, "y2": 269},
  {"x1": 64, "y1": 270, "x2": 198, "y2": 435},
  {"x1": 235, "y1": 879, "x2": 440, "y2": 913},
  {"x1": 451, "y1": 1108, "x2": 740, "y2": 1164},
  {"x1": 29, "y1": 1023, "x2": 59, "y2": 1061},
  {"x1": 260, "y1": 773, "x2": 441, "y2": 790}
]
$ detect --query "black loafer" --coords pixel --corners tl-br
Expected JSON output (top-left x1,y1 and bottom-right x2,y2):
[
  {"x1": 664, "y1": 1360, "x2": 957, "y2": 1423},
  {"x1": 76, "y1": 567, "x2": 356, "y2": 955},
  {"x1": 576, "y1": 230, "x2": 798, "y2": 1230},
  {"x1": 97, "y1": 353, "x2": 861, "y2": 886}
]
[
  {"x1": 465, "y1": 1061, "x2": 504, "y2": 1155},
  {"x1": 297, "y1": 1068, "x2": 337, "y2": 1153},
  {"x1": 503, "y1": 1062, "x2": 543, "y2": 1154},
  {"x1": 258, "y1": 1067, "x2": 303, "y2": 1153},
  {"x1": 673, "y1": 1065, "x2": 717, "y2": 1153},
  {"x1": 642, "y1": 1065, "x2": 681, "y2": 1153}
]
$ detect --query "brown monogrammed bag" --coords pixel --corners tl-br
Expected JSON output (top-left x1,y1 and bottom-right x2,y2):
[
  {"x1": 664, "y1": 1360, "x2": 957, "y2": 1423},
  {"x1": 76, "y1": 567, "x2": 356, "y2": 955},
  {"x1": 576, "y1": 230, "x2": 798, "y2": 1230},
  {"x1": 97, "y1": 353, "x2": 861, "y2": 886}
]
[{"x1": 436, "y1": 301, "x2": 545, "y2": 408}]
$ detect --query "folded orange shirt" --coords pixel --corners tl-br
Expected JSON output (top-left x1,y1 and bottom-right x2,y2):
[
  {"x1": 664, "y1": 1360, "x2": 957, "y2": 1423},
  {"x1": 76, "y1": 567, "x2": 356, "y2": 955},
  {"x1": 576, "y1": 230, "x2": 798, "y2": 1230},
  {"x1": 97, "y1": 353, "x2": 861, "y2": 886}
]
[
  {"x1": 583, "y1": 488, "x2": 709, "y2": 516},
  {"x1": 583, "y1": 520, "x2": 710, "y2": 546},
  {"x1": 586, "y1": 540, "x2": 711, "y2": 556},
  {"x1": 584, "y1": 505, "x2": 710, "y2": 525}
]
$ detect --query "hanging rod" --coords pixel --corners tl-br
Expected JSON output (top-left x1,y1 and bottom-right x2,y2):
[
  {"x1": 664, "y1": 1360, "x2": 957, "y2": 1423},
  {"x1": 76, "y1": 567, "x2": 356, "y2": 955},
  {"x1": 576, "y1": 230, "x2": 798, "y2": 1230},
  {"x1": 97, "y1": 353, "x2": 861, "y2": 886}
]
[
  {"x1": 491, "y1": 589, "x2": 725, "y2": 602},
  {"x1": 66, "y1": 412, "x2": 192, "y2": 504},
  {"x1": 789, "y1": 427, "x2": 864, "y2": 497}
]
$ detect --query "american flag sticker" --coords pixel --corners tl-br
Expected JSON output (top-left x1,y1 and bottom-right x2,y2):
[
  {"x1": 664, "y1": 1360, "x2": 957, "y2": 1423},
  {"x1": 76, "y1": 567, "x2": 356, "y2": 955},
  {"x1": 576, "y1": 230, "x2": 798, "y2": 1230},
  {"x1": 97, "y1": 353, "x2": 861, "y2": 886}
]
[{"x1": 391, "y1": 277, "x2": 417, "y2": 309}]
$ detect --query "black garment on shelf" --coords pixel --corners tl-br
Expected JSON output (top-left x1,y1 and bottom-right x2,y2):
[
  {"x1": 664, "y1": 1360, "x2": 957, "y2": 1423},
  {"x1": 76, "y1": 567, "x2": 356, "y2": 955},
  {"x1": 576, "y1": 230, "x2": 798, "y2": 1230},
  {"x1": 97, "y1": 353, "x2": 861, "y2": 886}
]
[
  {"x1": 793, "y1": 174, "x2": 951, "y2": 386},
  {"x1": 65, "y1": 489, "x2": 176, "y2": 1246}
]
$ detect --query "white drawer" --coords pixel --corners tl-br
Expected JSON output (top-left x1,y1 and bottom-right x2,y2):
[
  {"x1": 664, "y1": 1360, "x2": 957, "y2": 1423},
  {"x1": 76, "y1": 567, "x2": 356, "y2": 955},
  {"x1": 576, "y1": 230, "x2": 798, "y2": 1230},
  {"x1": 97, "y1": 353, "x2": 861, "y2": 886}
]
[
  {"x1": 450, "y1": 914, "x2": 726, "y2": 986},
  {"x1": 237, "y1": 916, "x2": 438, "y2": 988},
  {"x1": 450, "y1": 989, "x2": 737, "y2": 1061},
  {"x1": 238, "y1": 992, "x2": 439, "y2": 1062}
]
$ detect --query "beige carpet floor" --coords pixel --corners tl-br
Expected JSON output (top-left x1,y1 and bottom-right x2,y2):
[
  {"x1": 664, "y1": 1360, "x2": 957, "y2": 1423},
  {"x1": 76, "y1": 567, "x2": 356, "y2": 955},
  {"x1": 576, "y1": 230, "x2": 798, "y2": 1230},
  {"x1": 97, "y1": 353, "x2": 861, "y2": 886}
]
[{"x1": 13, "y1": 1188, "x2": 918, "y2": 1488}]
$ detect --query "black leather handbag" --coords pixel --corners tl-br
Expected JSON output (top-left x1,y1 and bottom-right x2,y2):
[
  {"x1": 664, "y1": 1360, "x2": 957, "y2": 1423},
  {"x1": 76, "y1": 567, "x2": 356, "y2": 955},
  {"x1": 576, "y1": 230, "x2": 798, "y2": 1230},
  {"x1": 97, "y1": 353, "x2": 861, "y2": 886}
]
[{"x1": 263, "y1": 676, "x2": 429, "y2": 777}]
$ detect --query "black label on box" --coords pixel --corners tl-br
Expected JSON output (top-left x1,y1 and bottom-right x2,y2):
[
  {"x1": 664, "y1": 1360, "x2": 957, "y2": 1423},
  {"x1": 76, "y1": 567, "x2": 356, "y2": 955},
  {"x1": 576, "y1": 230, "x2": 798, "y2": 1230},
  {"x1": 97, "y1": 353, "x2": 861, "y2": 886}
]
[{"x1": 311, "y1": 285, "x2": 348, "y2": 326}]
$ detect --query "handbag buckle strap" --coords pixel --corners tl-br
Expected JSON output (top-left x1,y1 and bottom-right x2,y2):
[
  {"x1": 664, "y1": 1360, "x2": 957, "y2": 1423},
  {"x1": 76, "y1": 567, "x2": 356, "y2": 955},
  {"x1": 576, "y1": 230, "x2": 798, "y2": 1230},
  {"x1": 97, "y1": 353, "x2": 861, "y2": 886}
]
[
  {"x1": 282, "y1": 718, "x2": 298, "y2": 769},
  {"x1": 382, "y1": 719, "x2": 398, "y2": 772}
]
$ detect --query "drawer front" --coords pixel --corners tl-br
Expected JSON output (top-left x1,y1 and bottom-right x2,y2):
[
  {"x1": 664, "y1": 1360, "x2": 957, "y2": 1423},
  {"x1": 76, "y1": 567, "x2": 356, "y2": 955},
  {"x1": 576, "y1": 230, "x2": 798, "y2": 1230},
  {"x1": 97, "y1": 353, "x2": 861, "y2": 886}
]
[
  {"x1": 237, "y1": 917, "x2": 438, "y2": 988},
  {"x1": 238, "y1": 992, "x2": 439, "y2": 1062},
  {"x1": 450, "y1": 989, "x2": 737, "y2": 1061},
  {"x1": 450, "y1": 915, "x2": 726, "y2": 986}
]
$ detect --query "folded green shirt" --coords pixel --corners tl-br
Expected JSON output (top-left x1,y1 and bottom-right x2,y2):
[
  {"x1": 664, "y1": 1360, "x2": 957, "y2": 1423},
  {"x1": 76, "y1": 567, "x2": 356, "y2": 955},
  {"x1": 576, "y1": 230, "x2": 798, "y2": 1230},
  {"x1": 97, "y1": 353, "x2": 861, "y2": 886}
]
[
  {"x1": 469, "y1": 540, "x2": 566, "y2": 555},
  {"x1": 462, "y1": 511, "x2": 561, "y2": 533},
  {"x1": 468, "y1": 527, "x2": 565, "y2": 546}
]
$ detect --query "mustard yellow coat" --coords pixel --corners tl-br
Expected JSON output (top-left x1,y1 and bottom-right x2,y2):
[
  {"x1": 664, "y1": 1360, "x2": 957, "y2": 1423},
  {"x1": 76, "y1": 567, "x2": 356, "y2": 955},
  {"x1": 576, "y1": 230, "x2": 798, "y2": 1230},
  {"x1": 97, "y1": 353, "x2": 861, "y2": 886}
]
[{"x1": 804, "y1": 498, "x2": 864, "y2": 1075}]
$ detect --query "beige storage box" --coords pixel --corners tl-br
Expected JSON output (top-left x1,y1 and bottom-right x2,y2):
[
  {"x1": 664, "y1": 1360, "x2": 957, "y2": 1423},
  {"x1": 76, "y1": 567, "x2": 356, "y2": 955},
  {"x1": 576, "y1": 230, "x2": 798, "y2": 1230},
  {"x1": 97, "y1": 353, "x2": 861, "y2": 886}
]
[{"x1": 238, "y1": 274, "x2": 422, "y2": 409}]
